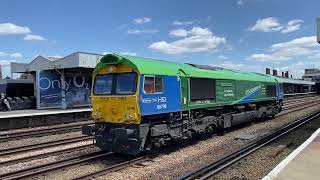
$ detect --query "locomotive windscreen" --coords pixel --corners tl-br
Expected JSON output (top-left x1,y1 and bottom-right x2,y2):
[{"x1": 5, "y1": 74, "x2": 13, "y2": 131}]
[
  {"x1": 93, "y1": 73, "x2": 137, "y2": 95},
  {"x1": 190, "y1": 78, "x2": 215, "y2": 100}
]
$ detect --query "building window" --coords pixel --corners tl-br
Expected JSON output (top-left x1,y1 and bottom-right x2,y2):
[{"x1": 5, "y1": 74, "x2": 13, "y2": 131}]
[{"x1": 144, "y1": 76, "x2": 164, "y2": 94}]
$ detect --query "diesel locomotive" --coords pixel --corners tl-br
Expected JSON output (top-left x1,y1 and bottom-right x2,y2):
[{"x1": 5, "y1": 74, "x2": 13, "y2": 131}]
[{"x1": 82, "y1": 54, "x2": 283, "y2": 155}]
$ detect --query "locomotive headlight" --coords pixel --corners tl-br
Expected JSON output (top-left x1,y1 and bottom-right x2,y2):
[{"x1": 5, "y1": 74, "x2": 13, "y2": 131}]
[
  {"x1": 108, "y1": 66, "x2": 115, "y2": 72},
  {"x1": 125, "y1": 113, "x2": 134, "y2": 119},
  {"x1": 93, "y1": 112, "x2": 102, "y2": 119}
]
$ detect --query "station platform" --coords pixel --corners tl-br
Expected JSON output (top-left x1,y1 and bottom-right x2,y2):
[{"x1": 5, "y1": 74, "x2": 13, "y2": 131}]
[
  {"x1": 263, "y1": 128, "x2": 320, "y2": 180},
  {"x1": 0, "y1": 108, "x2": 91, "y2": 130}
]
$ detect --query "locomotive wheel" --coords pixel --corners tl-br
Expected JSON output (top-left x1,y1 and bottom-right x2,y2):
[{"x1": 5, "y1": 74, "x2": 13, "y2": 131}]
[
  {"x1": 260, "y1": 112, "x2": 267, "y2": 121},
  {"x1": 216, "y1": 123, "x2": 224, "y2": 136}
]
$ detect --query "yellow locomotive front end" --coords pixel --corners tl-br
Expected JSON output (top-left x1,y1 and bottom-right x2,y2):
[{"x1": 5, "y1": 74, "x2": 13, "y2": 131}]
[
  {"x1": 82, "y1": 55, "x2": 148, "y2": 155},
  {"x1": 90, "y1": 64, "x2": 141, "y2": 125}
]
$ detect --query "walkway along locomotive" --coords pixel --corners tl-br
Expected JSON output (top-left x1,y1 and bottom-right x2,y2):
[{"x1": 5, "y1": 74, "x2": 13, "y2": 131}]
[{"x1": 82, "y1": 54, "x2": 283, "y2": 155}]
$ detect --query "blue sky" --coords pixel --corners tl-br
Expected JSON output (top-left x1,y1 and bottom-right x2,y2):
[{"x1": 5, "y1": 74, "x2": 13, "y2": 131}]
[{"x1": 0, "y1": 0, "x2": 320, "y2": 78}]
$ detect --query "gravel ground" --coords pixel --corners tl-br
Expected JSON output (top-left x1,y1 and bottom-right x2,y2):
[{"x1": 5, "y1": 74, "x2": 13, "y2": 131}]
[
  {"x1": 94, "y1": 104, "x2": 320, "y2": 180},
  {"x1": 0, "y1": 139, "x2": 95, "y2": 175},
  {"x1": 0, "y1": 131, "x2": 83, "y2": 151},
  {"x1": 212, "y1": 112, "x2": 320, "y2": 179},
  {"x1": 1, "y1": 100, "x2": 318, "y2": 180},
  {"x1": 0, "y1": 120, "x2": 92, "y2": 136},
  {"x1": 30, "y1": 153, "x2": 131, "y2": 180}
]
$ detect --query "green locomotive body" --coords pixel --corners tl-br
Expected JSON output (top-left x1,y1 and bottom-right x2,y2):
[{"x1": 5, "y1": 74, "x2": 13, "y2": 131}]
[{"x1": 83, "y1": 54, "x2": 283, "y2": 155}]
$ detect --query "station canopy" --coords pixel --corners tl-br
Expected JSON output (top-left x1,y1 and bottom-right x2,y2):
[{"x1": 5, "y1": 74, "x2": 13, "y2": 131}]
[{"x1": 11, "y1": 52, "x2": 103, "y2": 73}]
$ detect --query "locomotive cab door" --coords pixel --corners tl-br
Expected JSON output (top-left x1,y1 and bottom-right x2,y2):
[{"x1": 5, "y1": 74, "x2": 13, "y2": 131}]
[{"x1": 178, "y1": 69, "x2": 189, "y2": 110}]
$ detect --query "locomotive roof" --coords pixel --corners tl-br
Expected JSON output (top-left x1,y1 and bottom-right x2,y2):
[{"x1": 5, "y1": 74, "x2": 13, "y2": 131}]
[{"x1": 96, "y1": 54, "x2": 277, "y2": 82}]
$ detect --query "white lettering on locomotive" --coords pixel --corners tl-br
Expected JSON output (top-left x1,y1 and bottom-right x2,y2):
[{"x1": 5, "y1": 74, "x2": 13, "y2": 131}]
[
  {"x1": 245, "y1": 85, "x2": 261, "y2": 95},
  {"x1": 157, "y1": 104, "x2": 167, "y2": 109}
]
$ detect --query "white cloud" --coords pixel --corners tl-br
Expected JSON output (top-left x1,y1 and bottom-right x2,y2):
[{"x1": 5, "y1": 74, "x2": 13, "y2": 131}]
[
  {"x1": 24, "y1": 34, "x2": 47, "y2": 41},
  {"x1": 218, "y1": 61, "x2": 244, "y2": 69},
  {"x1": 0, "y1": 60, "x2": 16, "y2": 78},
  {"x1": 0, "y1": 23, "x2": 31, "y2": 35},
  {"x1": 248, "y1": 17, "x2": 283, "y2": 32},
  {"x1": 248, "y1": 54, "x2": 290, "y2": 62},
  {"x1": 133, "y1": 17, "x2": 152, "y2": 24},
  {"x1": 169, "y1": 29, "x2": 188, "y2": 37},
  {"x1": 149, "y1": 27, "x2": 226, "y2": 54},
  {"x1": 237, "y1": 0, "x2": 244, "y2": 5},
  {"x1": 102, "y1": 52, "x2": 110, "y2": 55},
  {"x1": 281, "y1": 19, "x2": 304, "y2": 33},
  {"x1": 10, "y1": 52, "x2": 22, "y2": 58},
  {"x1": 277, "y1": 61, "x2": 319, "y2": 79},
  {"x1": 218, "y1": 55, "x2": 228, "y2": 60},
  {"x1": 47, "y1": 55, "x2": 62, "y2": 59},
  {"x1": 270, "y1": 36, "x2": 317, "y2": 50},
  {"x1": 172, "y1": 20, "x2": 194, "y2": 26},
  {"x1": 120, "y1": 52, "x2": 137, "y2": 56},
  {"x1": 189, "y1": 27, "x2": 213, "y2": 36},
  {"x1": 0, "y1": 52, "x2": 7, "y2": 57},
  {"x1": 248, "y1": 36, "x2": 318, "y2": 63},
  {"x1": 0, "y1": 52, "x2": 23, "y2": 58},
  {"x1": 127, "y1": 29, "x2": 159, "y2": 34},
  {"x1": 0, "y1": 60, "x2": 15, "y2": 66},
  {"x1": 210, "y1": 60, "x2": 265, "y2": 74},
  {"x1": 248, "y1": 17, "x2": 303, "y2": 33}
]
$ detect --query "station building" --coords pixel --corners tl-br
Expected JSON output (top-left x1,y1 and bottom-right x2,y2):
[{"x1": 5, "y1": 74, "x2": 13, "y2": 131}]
[
  {"x1": 11, "y1": 52, "x2": 103, "y2": 109},
  {"x1": 303, "y1": 69, "x2": 320, "y2": 83},
  {"x1": 303, "y1": 68, "x2": 320, "y2": 94},
  {"x1": 265, "y1": 68, "x2": 315, "y2": 94}
]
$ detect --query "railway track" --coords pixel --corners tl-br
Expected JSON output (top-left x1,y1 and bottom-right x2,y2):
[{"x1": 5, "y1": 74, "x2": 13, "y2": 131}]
[
  {"x1": 178, "y1": 111, "x2": 320, "y2": 180},
  {"x1": 0, "y1": 95, "x2": 317, "y2": 179},
  {"x1": 0, "y1": 95, "x2": 316, "y2": 143},
  {"x1": 283, "y1": 96, "x2": 320, "y2": 106},
  {"x1": 0, "y1": 121, "x2": 93, "y2": 142},
  {"x1": 282, "y1": 98, "x2": 320, "y2": 111},
  {"x1": 0, "y1": 135, "x2": 93, "y2": 166},
  {"x1": 0, "y1": 151, "x2": 112, "y2": 180},
  {"x1": 280, "y1": 100, "x2": 320, "y2": 116},
  {"x1": 284, "y1": 93, "x2": 317, "y2": 100},
  {"x1": 74, "y1": 156, "x2": 152, "y2": 180}
]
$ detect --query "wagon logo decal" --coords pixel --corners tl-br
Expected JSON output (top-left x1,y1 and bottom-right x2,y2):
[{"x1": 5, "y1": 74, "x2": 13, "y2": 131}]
[{"x1": 245, "y1": 85, "x2": 261, "y2": 95}]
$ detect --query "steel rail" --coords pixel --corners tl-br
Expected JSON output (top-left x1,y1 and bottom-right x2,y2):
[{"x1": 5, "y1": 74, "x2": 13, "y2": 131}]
[
  {"x1": 74, "y1": 156, "x2": 152, "y2": 180},
  {"x1": 0, "y1": 121, "x2": 93, "y2": 142},
  {"x1": 278, "y1": 101, "x2": 320, "y2": 116},
  {"x1": 283, "y1": 96, "x2": 320, "y2": 105},
  {"x1": 0, "y1": 151, "x2": 112, "y2": 180},
  {"x1": 178, "y1": 111, "x2": 320, "y2": 180},
  {"x1": 0, "y1": 144, "x2": 95, "y2": 166},
  {"x1": 282, "y1": 99, "x2": 320, "y2": 111},
  {"x1": 0, "y1": 135, "x2": 92, "y2": 156}
]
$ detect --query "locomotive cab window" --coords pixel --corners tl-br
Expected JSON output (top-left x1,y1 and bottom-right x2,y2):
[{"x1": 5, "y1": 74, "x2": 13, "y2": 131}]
[
  {"x1": 144, "y1": 76, "x2": 163, "y2": 94},
  {"x1": 116, "y1": 73, "x2": 137, "y2": 94},
  {"x1": 93, "y1": 74, "x2": 113, "y2": 95},
  {"x1": 93, "y1": 73, "x2": 137, "y2": 95}
]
